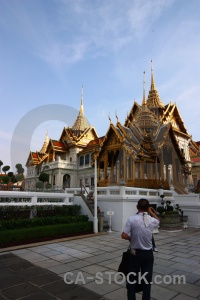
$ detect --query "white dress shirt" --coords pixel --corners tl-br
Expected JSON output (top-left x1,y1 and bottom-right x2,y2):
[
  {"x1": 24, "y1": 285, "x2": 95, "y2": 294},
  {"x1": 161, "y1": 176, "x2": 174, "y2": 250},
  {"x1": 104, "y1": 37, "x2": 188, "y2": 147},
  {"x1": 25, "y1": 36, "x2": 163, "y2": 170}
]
[{"x1": 123, "y1": 212, "x2": 159, "y2": 250}]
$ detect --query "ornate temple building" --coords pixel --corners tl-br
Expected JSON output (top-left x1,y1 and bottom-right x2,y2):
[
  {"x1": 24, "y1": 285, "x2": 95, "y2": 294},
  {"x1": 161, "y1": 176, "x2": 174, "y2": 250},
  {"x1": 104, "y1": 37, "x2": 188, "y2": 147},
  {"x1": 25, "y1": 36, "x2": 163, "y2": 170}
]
[
  {"x1": 25, "y1": 69, "x2": 199, "y2": 194},
  {"x1": 191, "y1": 141, "x2": 200, "y2": 192}
]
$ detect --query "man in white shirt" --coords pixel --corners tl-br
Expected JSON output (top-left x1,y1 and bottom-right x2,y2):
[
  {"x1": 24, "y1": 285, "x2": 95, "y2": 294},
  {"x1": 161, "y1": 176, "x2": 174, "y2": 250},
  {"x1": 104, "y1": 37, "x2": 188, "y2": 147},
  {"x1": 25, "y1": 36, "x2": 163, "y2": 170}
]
[{"x1": 121, "y1": 198, "x2": 159, "y2": 300}]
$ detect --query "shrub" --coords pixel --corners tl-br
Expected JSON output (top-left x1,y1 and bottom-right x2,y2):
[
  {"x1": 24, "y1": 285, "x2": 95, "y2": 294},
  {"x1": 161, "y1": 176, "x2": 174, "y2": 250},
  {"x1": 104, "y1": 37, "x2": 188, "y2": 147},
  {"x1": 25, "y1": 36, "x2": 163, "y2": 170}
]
[
  {"x1": 0, "y1": 205, "x2": 81, "y2": 220},
  {"x1": 0, "y1": 222, "x2": 93, "y2": 246},
  {"x1": 0, "y1": 215, "x2": 89, "y2": 231},
  {"x1": 157, "y1": 206, "x2": 165, "y2": 214}
]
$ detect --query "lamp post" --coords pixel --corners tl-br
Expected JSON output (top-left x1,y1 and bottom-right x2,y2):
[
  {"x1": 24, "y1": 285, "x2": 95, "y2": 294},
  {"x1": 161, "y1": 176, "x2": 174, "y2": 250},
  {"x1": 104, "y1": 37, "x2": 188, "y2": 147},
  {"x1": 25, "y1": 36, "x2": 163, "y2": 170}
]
[{"x1": 93, "y1": 155, "x2": 98, "y2": 233}]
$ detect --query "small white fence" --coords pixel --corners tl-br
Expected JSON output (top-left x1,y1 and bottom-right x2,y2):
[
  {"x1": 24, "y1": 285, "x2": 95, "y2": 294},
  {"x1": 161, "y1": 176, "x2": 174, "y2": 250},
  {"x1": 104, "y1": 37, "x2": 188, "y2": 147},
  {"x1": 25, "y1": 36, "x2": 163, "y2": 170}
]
[{"x1": 0, "y1": 191, "x2": 74, "y2": 206}]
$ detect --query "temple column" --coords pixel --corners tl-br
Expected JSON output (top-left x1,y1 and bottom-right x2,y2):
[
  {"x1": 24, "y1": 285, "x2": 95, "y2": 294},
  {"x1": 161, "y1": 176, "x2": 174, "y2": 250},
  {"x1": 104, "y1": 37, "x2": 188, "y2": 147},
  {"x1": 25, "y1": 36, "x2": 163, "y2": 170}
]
[
  {"x1": 172, "y1": 150, "x2": 175, "y2": 184},
  {"x1": 140, "y1": 162, "x2": 143, "y2": 179},
  {"x1": 161, "y1": 150, "x2": 164, "y2": 180},
  {"x1": 110, "y1": 151, "x2": 114, "y2": 183},
  {"x1": 155, "y1": 157, "x2": 158, "y2": 180},
  {"x1": 132, "y1": 160, "x2": 136, "y2": 180},
  {"x1": 123, "y1": 149, "x2": 126, "y2": 180},
  {"x1": 104, "y1": 152, "x2": 108, "y2": 181}
]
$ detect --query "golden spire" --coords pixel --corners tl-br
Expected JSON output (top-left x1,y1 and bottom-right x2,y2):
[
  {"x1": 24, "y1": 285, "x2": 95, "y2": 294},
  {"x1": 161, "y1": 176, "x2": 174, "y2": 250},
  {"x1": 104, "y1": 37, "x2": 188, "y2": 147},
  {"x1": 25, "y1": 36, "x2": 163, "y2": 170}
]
[
  {"x1": 151, "y1": 60, "x2": 156, "y2": 90},
  {"x1": 72, "y1": 86, "x2": 89, "y2": 132},
  {"x1": 40, "y1": 130, "x2": 49, "y2": 154},
  {"x1": 142, "y1": 71, "x2": 147, "y2": 106},
  {"x1": 147, "y1": 60, "x2": 165, "y2": 109},
  {"x1": 80, "y1": 85, "x2": 84, "y2": 114}
]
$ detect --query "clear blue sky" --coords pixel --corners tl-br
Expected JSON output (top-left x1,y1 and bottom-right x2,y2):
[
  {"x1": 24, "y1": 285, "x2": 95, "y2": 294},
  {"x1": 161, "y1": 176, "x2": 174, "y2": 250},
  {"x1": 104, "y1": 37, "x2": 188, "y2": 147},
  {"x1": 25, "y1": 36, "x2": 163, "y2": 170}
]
[{"x1": 0, "y1": 0, "x2": 200, "y2": 171}]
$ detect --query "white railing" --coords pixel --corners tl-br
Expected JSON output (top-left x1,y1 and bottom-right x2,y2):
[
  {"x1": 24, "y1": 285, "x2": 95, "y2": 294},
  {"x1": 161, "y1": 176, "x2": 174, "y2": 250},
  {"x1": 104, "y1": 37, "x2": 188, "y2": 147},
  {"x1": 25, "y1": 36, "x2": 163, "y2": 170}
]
[{"x1": 0, "y1": 191, "x2": 74, "y2": 206}]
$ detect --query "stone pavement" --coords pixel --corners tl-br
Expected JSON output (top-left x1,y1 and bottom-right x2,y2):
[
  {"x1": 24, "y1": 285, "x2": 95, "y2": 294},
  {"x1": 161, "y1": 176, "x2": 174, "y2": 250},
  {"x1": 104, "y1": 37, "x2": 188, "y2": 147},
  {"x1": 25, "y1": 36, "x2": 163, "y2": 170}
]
[{"x1": 0, "y1": 228, "x2": 200, "y2": 300}]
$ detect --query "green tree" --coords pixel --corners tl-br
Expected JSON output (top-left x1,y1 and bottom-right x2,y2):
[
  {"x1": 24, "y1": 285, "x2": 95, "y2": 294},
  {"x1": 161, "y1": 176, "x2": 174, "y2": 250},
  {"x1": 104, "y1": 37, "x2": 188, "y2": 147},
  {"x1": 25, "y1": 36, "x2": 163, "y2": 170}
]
[
  {"x1": 15, "y1": 163, "x2": 25, "y2": 174},
  {"x1": 1, "y1": 175, "x2": 11, "y2": 190},
  {"x1": 2, "y1": 165, "x2": 10, "y2": 174},
  {"x1": 39, "y1": 173, "x2": 49, "y2": 190}
]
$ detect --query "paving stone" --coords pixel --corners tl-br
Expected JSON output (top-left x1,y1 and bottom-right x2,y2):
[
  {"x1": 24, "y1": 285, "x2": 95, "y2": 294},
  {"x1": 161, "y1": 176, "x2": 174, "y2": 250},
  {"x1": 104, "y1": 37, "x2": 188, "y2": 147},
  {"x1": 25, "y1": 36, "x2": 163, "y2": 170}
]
[
  {"x1": 19, "y1": 290, "x2": 56, "y2": 300},
  {"x1": 83, "y1": 279, "x2": 121, "y2": 296},
  {"x1": 104, "y1": 287, "x2": 127, "y2": 300},
  {"x1": 33, "y1": 259, "x2": 61, "y2": 268},
  {"x1": 0, "y1": 253, "x2": 15, "y2": 260},
  {"x1": 154, "y1": 253, "x2": 176, "y2": 260},
  {"x1": 70, "y1": 252, "x2": 94, "y2": 259},
  {"x1": 0, "y1": 267, "x2": 15, "y2": 279},
  {"x1": 154, "y1": 258, "x2": 176, "y2": 267},
  {"x1": 39, "y1": 250, "x2": 62, "y2": 257},
  {"x1": 5, "y1": 259, "x2": 34, "y2": 271},
  {"x1": 171, "y1": 262, "x2": 199, "y2": 272},
  {"x1": 47, "y1": 263, "x2": 76, "y2": 274},
  {"x1": 171, "y1": 294, "x2": 197, "y2": 300},
  {"x1": 61, "y1": 269, "x2": 96, "y2": 284},
  {"x1": 170, "y1": 270, "x2": 200, "y2": 284},
  {"x1": 173, "y1": 252, "x2": 194, "y2": 258},
  {"x1": 0, "y1": 274, "x2": 25, "y2": 289},
  {"x1": 41, "y1": 279, "x2": 77, "y2": 295},
  {"x1": 21, "y1": 252, "x2": 49, "y2": 263},
  {"x1": 27, "y1": 246, "x2": 51, "y2": 254},
  {"x1": 81, "y1": 264, "x2": 108, "y2": 275},
  {"x1": 28, "y1": 272, "x2": 61, "y2": 286},
  {"x1": 171, "y1": 256, "x2": 200, "y2": 266},
  {"x1": 67, "y1": 259, "x2": 93, "y2": 268},
  {"x1": 151, "y1": 284, "x2": 178, "y2": 299},
  {"x1": 1, "y1": 282, "x2": 39, "y2": 299},
  {"x1": 193, "y1": 268, "x2": 200, "y2": 275},
  {"x1": 17, "y1": 266, "x2": 48, "y2": 278},
  {"x1": 46, "y1": 253, "x2": 71, "y2": 261},
  {"x1": 58, "y1": 285, "x2": 102, "y2": 300},
  {"x1": 167, "y1": 282, "x2": 200, "y2": 298},
  {"x1": 153, "y1": 264, "x2": 176, "y2": 275}
]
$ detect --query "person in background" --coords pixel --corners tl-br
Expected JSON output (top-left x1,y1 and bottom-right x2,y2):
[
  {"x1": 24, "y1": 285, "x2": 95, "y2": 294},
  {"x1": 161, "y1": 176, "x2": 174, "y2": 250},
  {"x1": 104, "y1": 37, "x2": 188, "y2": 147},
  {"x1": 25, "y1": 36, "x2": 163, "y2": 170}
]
[{"x1": 121, "y1": 199, "x2": 159, "y2": 300}]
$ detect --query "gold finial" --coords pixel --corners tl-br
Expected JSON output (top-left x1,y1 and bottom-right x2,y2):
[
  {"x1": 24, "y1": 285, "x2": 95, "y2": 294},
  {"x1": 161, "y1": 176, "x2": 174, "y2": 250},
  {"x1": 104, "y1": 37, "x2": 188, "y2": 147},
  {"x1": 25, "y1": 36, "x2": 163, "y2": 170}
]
[
  {"x1": 142, "y1": 71, "x2": 147, "y2": 106},
  {"x1": 80, "y1": 85, "x2": 84, "y2": 114},
  {"x1": 151, "y1": 60, "x2": 156, "y2": 90},
  {"x1": 108, "y1": 113, "x2": 112, "y2": 123},
  {"x1": 115, "y1": 110, "x2": 118, "y2": 122}
]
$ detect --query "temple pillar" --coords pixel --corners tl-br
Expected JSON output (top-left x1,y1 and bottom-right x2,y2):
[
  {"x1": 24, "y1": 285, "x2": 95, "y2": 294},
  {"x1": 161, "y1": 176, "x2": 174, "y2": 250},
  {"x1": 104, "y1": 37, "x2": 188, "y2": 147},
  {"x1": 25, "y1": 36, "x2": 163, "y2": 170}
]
[
  {"x1": 140, "y1": 162, "x2": 143, "y2": 179},
  {"x1": 110, "y1": 151, "x2": 115, "y2": 183},
  {"x1": 104, "y1": 152, "x2": 108, "y2": 181},
  {"x1": 132, "y1": 160, "x2": 136, "y2": 180},
  {"x1": 161, "y1": 150, "x2": 164, "y2": 179},
  {"x1": 155, "y1": 157, "x2": 158, "y2": 180}
]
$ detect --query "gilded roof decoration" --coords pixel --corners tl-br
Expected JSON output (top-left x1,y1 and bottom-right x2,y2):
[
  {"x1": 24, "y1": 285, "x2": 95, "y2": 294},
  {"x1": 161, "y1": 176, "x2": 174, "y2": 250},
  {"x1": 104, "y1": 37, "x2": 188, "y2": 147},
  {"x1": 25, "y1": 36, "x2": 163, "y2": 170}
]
[
  {"x1": 40, "y1": 131, "x2": 49, "y2": 154},
  {"x1": 72, "y1": 87, "x2": 90, "y2": 132},
  {"x1": 147, "y1": 70, "x2": 164, "y2": 108}
]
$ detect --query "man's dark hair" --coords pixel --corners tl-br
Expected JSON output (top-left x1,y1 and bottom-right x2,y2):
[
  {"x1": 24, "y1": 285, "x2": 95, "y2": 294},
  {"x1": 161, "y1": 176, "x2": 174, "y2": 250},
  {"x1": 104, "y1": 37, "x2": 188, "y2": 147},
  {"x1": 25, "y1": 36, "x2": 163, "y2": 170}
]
[{"x1": 137, "y1": 198, "x2": 149, "y2": 211}]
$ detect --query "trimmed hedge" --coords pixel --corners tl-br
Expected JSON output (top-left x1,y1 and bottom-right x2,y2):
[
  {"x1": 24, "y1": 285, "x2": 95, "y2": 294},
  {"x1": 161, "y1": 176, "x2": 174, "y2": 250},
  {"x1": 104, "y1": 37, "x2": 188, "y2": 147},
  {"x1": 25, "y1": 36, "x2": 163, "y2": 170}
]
[
  {"x1": 0, "y1": 215, "x2": 89, "y2": 231},
  {"x1": 0, "y1": 222, "x2": 93, "y2": 246}
]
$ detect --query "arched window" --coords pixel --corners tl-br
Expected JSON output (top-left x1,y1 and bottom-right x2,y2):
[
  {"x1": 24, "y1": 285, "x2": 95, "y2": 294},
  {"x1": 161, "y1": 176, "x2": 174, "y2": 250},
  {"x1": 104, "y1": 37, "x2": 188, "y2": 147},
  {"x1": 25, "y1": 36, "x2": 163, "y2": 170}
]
[
  {"x1": 85, "y1": 154, "x2": 90, "y2": 165},
  {"x1": 80, "y1": 156, "x2": 84, "y2": 166}
]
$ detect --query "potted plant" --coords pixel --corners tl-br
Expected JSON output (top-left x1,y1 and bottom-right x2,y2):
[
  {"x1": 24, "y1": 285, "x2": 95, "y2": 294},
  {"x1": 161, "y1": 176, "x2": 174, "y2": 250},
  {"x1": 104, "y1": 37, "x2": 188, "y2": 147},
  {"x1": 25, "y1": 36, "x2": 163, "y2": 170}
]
[
  {"x1": 175, "y1": 204, "x2": 188, "y2": 229},
  {"x1": 157, "y1": 196, "x2": 182, "y2": 229}
]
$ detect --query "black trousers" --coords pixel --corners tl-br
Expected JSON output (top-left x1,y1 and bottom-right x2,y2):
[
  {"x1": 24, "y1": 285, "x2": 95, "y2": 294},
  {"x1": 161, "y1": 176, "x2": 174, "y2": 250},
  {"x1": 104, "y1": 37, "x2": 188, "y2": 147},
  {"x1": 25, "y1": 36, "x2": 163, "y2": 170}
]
[{"x1": 126, "y1": 249, "x2": 154, "y2": 300}]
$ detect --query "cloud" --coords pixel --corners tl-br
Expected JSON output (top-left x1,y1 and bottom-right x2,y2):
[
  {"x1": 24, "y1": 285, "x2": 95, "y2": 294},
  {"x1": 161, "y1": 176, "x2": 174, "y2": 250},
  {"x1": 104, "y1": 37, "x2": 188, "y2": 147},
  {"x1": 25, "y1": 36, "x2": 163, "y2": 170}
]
[{"x1": 1, "y1": 0, "x2": 176, "y2": 71}]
